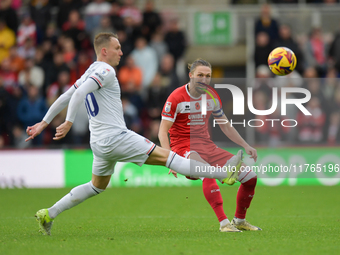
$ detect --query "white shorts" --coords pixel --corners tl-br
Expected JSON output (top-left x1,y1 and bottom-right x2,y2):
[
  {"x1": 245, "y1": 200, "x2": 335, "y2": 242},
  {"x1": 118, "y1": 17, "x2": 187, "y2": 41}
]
[{"x1": 90, "y1": 130, "x2": 156, "y2": 176}]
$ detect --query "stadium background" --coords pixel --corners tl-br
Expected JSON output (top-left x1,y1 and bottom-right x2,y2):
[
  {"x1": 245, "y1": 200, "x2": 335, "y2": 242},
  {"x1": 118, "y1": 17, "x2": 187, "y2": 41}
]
[{"x1": 0, "y1": 0, "x2": 340, "y2": 188}]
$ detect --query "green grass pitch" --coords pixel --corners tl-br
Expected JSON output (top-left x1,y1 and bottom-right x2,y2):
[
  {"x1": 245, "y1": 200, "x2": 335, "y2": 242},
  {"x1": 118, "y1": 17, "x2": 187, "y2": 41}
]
[{"x1": 0, "y1": 185, "x2": 339, "y2": 255}]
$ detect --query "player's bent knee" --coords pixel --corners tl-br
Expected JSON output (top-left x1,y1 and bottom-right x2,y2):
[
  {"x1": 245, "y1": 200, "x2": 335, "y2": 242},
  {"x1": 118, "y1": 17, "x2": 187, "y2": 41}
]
[
  {"x1": 91, "y1": 174, "x2": 111, "y2": 190},
  {"x1": 238, "y1": 164, "x2": 257, "y2": 183},
  {"x1": 145, "y1": 146, "x2": 170, "y2": 166}
]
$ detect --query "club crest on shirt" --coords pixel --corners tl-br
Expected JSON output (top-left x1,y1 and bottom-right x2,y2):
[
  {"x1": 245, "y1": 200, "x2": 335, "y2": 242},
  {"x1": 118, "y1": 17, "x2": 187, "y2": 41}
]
[
  {"x1": 165, "y1": 102, "x2": 172, "y2": 112},
  {"x1": 100, "y1": 68, "x2": 109, "y2": 76}
]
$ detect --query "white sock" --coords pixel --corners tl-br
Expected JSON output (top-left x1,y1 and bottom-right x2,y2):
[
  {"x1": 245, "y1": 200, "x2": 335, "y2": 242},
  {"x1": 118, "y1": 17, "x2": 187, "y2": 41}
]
[
  {"x1": 220, "y1": 218, "x2": 230, "y2": 227},
  {"x1": 233, "y1": 217, "x2": 245, "y2": 223},
  {"x1": 48, "y1": 181, "x2": 104, "y2": 219},
  {"x1": 238, "y1": 166, "x2": 257, "y2": 183},
  {"x1": 166, "y1": 151, "x2": 228, "y2": 180}
]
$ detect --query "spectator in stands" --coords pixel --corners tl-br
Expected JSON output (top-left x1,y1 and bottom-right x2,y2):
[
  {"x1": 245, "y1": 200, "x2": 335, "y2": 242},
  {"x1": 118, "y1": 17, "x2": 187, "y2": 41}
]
[
  {"x1": 84, "y1": 0, "x2": 111, "y2": 33},
  {"x1": 255, "y1": 4, "x2": 279, "y2": 45},
  {"x1": 71, "y1": 102, "x2": 89, "y2": 145},
  {"x1": 131, "y1": 36, "x2": 158, "y2": 91},
  {"x1": 8, "y1": 46, "x2": 25, "y2": 75},
  {"x1": 45, "y1": 51, "x2": 69, "y2": 89},
  {"x1": 150, "y1": 32, "x2": 168, "y2": 66},
  {"x1": 17, "y1": 85, "x2": 47, "y2": 144},
  {"x1": 0, "y1": 0, "x2": 18, "y2": 34},
  {"x1": 323, "y1": 67, "x2": 338, "y2": 101},
  {"x1": 0, "y1": 58, "x2": 17, "y2": 94},
  {"x1": 62, "y1": 10, "x2": 88, "y2": 51},
  {"x1": 304, "y1": 27, "x2": 327, "y2": 76},
  {"x1": 118, "y1": 56, "x2": 142, "y2": 93},
  {"x1": 12, "y1": 123, "x2": 31, "y2": 148},
  {"x1": 297, "y1": 97, "x2": 326, "y2": 143},
  {"x1": 0, "y1": 18, "x2": 16, "y2": 64},
  {"x1": 122, "y1": 15, "x2": 143, "y2": 45},
  {"x1": 109, "y1": 2, "x2": 124, "y2": 31},
  {"x1": 116, "y1": 30, "x2": 134, "y2": 68},
  {"x1": 252, "y1": 65, "x2": 275, "y2": 96},
  {"x1": 44, "y1": 23, "x2": 58, "y2": 46},
  {"x1": 29, "y1": 0, "x2": 51, "y2": 43},
  {"x1": 142, "y1": 0, "x2": 162, "y2": 41},
  {"x1": 92, "y1": 16, "x2": 116, "y2": 42},
  {"x1": 146, "y1": 72, "x2": 168, "y2": 120},
  {"x1": 61, "y1": 37, "x2": 77, "y2": 69},
  {"x1": 164, "y1": 18, "x2": 186, "y2": 63},
  {"x1": 18, "y1": 58, "x2": 44, "y2": 90},
  {"x1": 159, "y1": 53, "x2": 179, "y2": 93},
  {"x1": 0, "y1": 76, "x2": 12, "y2": 140},
  {"x1": 274, "y1": 24, "x2": 304, "y2": 74},
  {"x1": 328, "y1": 24, "x2": 340, "y2": 73},
  {"x1": 254, "y1": 32, "x2": 272, "y2": 67},
  {"x1": 121, "y1": 95, "x2": 142, "y2": 133},
  {"x1": 46, "y1": 70, "x2": 71, "y2": 107},
  {"x1": 119, "y1": 0, "x2": 142, "y2": 26},
  {"x1": 10, "y1": 0, "x2": 22, "y2": 10},
  {"x1": 17, "y1": 13, "x2": 37, "y2": 47},
  {"x1": 17, "y1": 37, "x2": 36, "y2": 60},
  {"x1": 57, "y1": 0, "x2": 83, "y2": 30},
  {"x1": 327, "y1": 111, "x2": 340, "y2": 145},
  {"x1": 69, "y1": 51, "x2": 92, "y2": 85}
]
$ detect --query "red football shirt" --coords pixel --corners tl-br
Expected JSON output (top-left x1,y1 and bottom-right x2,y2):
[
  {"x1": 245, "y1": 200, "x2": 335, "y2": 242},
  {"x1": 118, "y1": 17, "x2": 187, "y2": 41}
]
[{"x1": 161, "y1": 84, "x2": 223, "y2": 150}]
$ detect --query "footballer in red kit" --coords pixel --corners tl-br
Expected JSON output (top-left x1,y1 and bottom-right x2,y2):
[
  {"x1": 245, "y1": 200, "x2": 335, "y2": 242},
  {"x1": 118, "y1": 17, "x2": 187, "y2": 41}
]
[{"x1": 159, "y1": 58, "x2": 262, "y2": 232}]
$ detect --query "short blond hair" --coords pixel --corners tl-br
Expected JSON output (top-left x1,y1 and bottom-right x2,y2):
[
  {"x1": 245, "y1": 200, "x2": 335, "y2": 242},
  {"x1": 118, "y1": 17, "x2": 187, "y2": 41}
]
[
  {"x1": 94, "y1": 32, "x2": 118, "y2": 55},
  {"x1": 188, "y1": 58, "x2": 211, "y2": 74}
]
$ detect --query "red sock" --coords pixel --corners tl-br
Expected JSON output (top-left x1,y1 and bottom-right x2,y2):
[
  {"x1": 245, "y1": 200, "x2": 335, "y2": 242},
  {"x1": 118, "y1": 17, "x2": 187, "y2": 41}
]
[
  {"x1": 202, "y1": 178, "x2": 227, "y2": 222},
  {"x1": 235, "y1": 177, "x2": 257, "y2": 219}
]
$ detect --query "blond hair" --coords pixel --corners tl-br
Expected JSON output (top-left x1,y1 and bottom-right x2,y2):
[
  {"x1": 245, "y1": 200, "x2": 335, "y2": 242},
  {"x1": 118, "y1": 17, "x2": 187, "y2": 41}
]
[
  {"x1": 94, "y1": 32, "x2": 118, "y2": 55},
  {"x1": 188, "y1": 58, "x2": 212, "y2": 73}
]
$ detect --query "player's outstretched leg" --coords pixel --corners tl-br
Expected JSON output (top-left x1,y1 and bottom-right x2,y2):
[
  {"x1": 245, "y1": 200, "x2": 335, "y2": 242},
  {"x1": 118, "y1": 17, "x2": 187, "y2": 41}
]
[
  {"x1": 35, "y1": 180, "x2": 105, "y2": 235},
  {"x1": 35, "y1": 209, "x2": 53, "y2": 235},
  {"x1": 232, "y1": 166, "x2": 261, "y2": 231}
]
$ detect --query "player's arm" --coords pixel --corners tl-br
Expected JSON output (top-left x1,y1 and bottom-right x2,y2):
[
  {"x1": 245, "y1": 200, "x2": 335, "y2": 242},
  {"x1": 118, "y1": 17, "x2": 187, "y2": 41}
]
[
  {"x1": 25, "y1": 86, "x2": 76, "y2": 142},
  {"x1": 53, "y1": 78, "x2": 99, "y2": 140},
  {"x1": 158, "y1": 119, "x2": 173, "y2": 150},
  {"x1": 215, "y1": 114, "x2": 258, "y2": 162}
]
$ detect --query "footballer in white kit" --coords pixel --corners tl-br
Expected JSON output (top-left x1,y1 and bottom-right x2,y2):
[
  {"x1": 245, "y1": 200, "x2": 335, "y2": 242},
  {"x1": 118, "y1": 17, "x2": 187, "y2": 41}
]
[{"x1": 74, "y1": 61, "x2": 156, "y2": 176}]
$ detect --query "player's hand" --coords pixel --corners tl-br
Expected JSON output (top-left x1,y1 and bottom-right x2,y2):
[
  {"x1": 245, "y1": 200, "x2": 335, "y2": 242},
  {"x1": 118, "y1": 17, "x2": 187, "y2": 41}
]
[
  {"x1": 168, "y1": 169, "x2": 178, "y2": 178},
  {"x1": 53, "y1": 121, "x2": 73, "y2": 140},
  {"x1": 25, "y1": 121, "x2": 48, "y2": 142},
  {"x1": 244, "y1": 145, "x2": 257, "y2": 162}
]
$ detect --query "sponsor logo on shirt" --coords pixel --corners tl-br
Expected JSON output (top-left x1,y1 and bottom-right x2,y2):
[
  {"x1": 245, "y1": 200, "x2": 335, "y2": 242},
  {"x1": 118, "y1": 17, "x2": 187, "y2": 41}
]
[
  {"x1": 95, "y1": 72, "x2": 104, "y2": 81},
  {"x1": 100, "y1": 68, "x2": 109, "y2": 76},
  {"x1": 165, "y1": 102, "x2": 172, "y2": 112},
  {"x1": 144, "y1": 138, "x2": 151, "y2": 144},
  {"x1": 163, "y1": 112, "x2": 171, "y2": 116}
]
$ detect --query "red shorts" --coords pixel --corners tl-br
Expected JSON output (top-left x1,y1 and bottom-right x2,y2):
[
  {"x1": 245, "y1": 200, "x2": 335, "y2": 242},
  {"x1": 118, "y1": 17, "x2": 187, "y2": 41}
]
[{"x1": 172, "y1": 141, "x2": 234, "y2": 180}]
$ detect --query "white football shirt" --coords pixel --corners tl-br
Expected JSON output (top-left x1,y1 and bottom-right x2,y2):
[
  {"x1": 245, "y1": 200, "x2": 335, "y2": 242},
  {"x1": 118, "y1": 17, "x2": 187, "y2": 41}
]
[{"x1": 74, "y1": 61, "x2": 127, "y2": 142}]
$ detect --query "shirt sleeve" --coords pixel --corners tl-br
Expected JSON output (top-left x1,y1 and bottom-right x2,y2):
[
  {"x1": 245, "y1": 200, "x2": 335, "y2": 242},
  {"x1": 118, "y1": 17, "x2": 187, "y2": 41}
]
[
  {"x1": 212, "y1": 92, "x2": 225, "y2": 118},
  {"x1": 66, "y1": 78, "x2": 99, "y2": 123},
  {"x1": 43, "y1": 86, "x2": 76, "y2": 124},
  {"x1": 161, "y1": 93, "x2": 179, "y2": 122},
  {"x1": 88, "y1": 66, "x2": 116, "y2": 88}
]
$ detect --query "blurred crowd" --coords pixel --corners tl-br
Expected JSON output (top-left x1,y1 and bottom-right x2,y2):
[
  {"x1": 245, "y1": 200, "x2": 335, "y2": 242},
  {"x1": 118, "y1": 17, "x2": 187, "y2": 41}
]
[
  {"x1": 0, "y1": 0, "x2": 186, "y2": 148},
  {"x1": 253, "y1": 4, "x2": 340, "y2": 146},
  {"x1": 0, "y1": 0, "x2": 339, "y2": 149}
]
